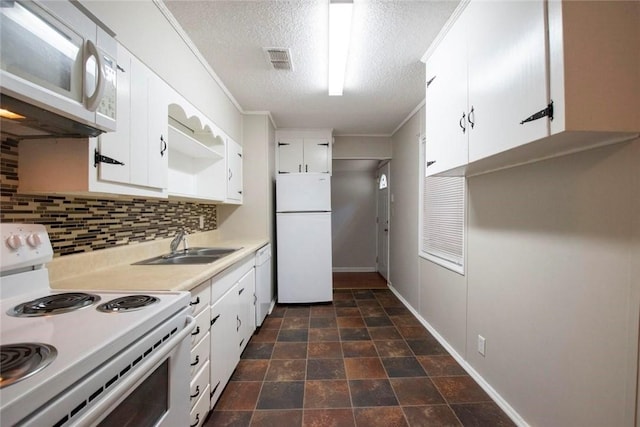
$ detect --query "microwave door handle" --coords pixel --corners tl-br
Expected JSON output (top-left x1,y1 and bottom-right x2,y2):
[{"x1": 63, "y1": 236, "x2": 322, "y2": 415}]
[{"x1": 85, "y1": 40, "x2": 105, "y2": 112}]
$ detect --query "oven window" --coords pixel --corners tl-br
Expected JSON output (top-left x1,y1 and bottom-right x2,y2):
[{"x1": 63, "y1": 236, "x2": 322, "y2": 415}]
[{"x1": 97, "y1": 360, "x2": 168, "y2": 427}]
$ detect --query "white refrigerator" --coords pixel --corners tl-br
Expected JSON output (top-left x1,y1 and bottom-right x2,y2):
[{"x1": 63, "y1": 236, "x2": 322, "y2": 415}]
[{"x1": 276, "y1": 173, "x2": 333, "y2": 303}]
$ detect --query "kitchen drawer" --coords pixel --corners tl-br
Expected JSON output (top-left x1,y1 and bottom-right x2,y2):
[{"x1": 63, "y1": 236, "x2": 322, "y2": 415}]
[
  {"x1": 190, "y1": 279, "x2": 211, "y2": 316},
  {"x1": 190, "y1": 360, "x2": 210, "y2": 409},
  {"x1": 210, "y1": 256, "x2": 255, "y2": 304},
  {"x1": 189, "y1": 383, "x2": 210, "y2": 427},
  {"x1": 191, "y1": 308, "x2": 209, "y2": 346},
  {"x1": 190, "y1": 332, "x2": 210, "y2": 376}
]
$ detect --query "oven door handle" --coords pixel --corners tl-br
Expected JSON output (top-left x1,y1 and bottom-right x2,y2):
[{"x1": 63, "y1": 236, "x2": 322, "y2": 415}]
[{"x1": 71, "y1": 315, "x2": 196, "y2": 426}]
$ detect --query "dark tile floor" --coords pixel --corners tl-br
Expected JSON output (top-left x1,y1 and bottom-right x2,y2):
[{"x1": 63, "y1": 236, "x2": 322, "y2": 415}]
[{"x1": 205, "y1": 288, "x2": 515, "y2": 427}]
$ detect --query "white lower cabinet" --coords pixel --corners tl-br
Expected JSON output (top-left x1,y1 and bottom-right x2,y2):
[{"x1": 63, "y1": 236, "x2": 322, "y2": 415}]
[
  {"x1": 190, "y1": 383, "x2": 210, "y2": 427},
  {"x1": 209, "y1": 256, "x2": 256, "y2": 410}
]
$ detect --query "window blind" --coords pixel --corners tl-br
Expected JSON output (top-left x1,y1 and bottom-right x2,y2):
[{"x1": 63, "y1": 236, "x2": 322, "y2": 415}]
[{"x1": 422, "y1": 175, "x2": 465, "y2": 267}]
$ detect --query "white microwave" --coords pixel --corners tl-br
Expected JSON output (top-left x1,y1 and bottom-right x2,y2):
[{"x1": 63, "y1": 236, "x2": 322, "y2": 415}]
[{"x1": 0, "y1": 0, "x2": 117, "y2": 138}]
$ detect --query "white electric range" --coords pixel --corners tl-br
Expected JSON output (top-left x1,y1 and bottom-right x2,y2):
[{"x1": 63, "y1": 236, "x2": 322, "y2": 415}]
[{"x1": 0, "y1": 224, "x2": 195, "y2": 427}]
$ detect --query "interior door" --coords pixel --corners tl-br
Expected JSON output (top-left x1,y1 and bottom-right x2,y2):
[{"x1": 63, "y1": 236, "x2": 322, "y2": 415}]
[{"x1": 376, "y1": 162, "x2": 390, "y2": 281}]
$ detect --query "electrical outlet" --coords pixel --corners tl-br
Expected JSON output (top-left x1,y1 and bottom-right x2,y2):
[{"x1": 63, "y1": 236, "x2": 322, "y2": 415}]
[
  {"x1": 199, "y1": 215, "x2": 204, "y2": 229},
  {"x1": 477, "y1": 335, "x2": 486, "y2": 356}
]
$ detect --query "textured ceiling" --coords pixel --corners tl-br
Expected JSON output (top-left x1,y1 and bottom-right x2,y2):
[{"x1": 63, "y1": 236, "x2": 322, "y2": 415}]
[{"x1": 162, "y1": 0, "x2": 459, "y2": 136}]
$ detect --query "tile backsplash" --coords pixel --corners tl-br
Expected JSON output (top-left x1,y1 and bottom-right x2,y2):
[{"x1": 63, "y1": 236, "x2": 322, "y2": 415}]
[{"x1": 1, "y1": 139, "x2": 217, "y2": 257}]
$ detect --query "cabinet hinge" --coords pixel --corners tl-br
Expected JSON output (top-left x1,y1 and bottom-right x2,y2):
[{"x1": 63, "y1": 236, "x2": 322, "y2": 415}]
[
  {"x1": 427, "y1": 75, "x2": 436, "y2": 88},
  {"x1": 278, "y1": 142, "x2": 290, "y2": 146},
  {"x1": 318, "y1": 143, "x2": 329, "y2": 146},
  {"x1": 278, "y1": 171, "x2": 290, "y2": 174},
  {"x1": 94, "y1": 149, "x2": 125, "y2": 168},
  {"x1": 520, "y1": 101, "x2": 553, "y2": 125}
]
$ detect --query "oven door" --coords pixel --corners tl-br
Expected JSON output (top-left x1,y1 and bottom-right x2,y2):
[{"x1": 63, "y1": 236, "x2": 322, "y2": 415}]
[
  {"x1": 20, "y1": 310, "x2": 195, "y2": 427},
  {"x1": 78, "y1": 315, "x2": 194, "y2": 427}
]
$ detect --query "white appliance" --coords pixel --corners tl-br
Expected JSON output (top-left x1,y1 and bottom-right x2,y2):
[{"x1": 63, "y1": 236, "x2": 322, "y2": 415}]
[
  {"x1": 255, "y1": 243, "x2": 272, "y2": 326},
  {"x1": 0, "y1": 0, "x2": 117, "y2": 139},
  {"x1": 0, "y1": 224, "x2": 195, "y2": 427},
  {"x1": 276, "y1": 173, "x2": 332, "y2": 303}
]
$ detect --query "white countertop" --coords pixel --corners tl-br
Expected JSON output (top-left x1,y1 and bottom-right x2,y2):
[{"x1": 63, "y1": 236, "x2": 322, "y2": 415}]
[{"x1": 49, "y1": 231, "x2": 269, "y2": 292}]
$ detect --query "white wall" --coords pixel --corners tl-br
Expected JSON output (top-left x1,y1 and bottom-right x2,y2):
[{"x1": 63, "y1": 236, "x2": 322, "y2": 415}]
[
  {"x1": 465, "y1": 141, "x2": 639, "y2": 427},
  {"x1": 331, "y1": 161, "x2": 378, "y2": 271},
  {"x1": 80, "y1": 0, "x2": 242, "y2": 141},
  {"x1": 218, "y1": 114, "x2": 275, "y2": 241},
  {"x1": 388, "y1": 109, "x2": 421, "y2": 309},
  {"x1": 333, "y1": 136, "x2": 392, "y2": 159},
  {"x1": 390, "y1": 102, "x2": 640, "y2": 425}
]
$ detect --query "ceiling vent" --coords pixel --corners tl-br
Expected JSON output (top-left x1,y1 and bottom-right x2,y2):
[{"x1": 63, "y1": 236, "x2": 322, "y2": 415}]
[{"x1": 263, "y1": 47, "x2": 293, "y2": 71}]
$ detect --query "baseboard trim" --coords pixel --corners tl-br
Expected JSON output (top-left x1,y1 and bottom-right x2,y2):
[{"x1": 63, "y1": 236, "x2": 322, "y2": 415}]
[
  {"x1": 332, "y1": 267, "x2": 377, "y2": 273},
  {"x1": 387, "y1": 282, "x2": 529, "y2": 427}
]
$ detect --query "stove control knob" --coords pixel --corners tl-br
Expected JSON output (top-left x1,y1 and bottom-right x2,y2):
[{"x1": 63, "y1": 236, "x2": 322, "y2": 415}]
[
  {"x1": 26, "y1": 233, "x2": 42, "y2": 248},
  {"x1": 6, "y1": 234, "x2": 23, "y2": 250}
]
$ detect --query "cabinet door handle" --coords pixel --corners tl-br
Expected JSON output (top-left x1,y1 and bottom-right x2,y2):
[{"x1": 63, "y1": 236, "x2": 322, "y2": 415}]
[
  {"x1": 191, "y1": 326, "x2": 200, "y2": 336},
  {"x1": 160, "y1": 135, "x2": 167, "y2": 157},
  {"x1": 459, "y1": 112, "x2": 466, "y2": 134},
  {"x1": 190, "y1": 414, "x2": 200, "y2": 427},
  {"x1": 298, "y1": 164, "x2": 302, "y2": 172},
  {"x1": 190, "y1": 385, "x2": 200, "y2": 400},
  {"x1": 468, "y1": 106, "x2": 475, "y2": 129},
  {"x1": 190, "y1": 355, "x2": 200, "y2": 366},
  {"x1": 228, "y1": 168, "x2": 232, "y2": 181},
  {"x1": 254, "y1": 294, "x2": 257, "y2": 305},
  {"x1": 238, "y1": 287, "x2": 245, "y2": 295},
  {"x1": 189, "y1": 297, "x2": 200, "y2": 306},
  {"x1": 211, "y1": 314, "x2": 221, "y2": 325},
  {"x1": 210, "y1": 381, "x2": 221, "y2": 398},
  {"x1": 305, "y1": 164, "x2": 308, "y2": 172},
  {"x1": 426, "y1": 161, "x2": 436, "y2": 167},
  {"x1": 239, "y1": 338, "x2": 245, "y2": 348},
  {"x1": 237, "y1": 315, "x2": 241, "y2": 331}
]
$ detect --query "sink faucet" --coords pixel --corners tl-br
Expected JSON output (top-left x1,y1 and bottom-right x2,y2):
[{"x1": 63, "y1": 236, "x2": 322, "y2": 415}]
[{"x1": 170, "y1": 229, "x2": 189, "y2": 254}]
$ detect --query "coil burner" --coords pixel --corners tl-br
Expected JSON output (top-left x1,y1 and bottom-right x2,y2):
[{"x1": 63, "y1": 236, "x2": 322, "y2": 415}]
[
  {"x1": 9, "y1": 293, "x2": 101, "y2": 317},
  {"x1": 0, "y1": 343, "x2": 57, "y2": 388},
  {"x1": 97, "y1": 295, "x2": 159, "y2": 313}
]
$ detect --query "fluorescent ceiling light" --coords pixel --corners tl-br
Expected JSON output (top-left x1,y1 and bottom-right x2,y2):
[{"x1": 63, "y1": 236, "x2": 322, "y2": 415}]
[{"x1": 328, "y1": 1, "x2": 353, "y2": 96}]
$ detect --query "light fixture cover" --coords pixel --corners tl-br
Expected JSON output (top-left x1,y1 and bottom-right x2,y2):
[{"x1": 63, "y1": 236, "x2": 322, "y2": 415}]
[{"x1": 328, "y1": 1, "x2": 353, "y2": 96}]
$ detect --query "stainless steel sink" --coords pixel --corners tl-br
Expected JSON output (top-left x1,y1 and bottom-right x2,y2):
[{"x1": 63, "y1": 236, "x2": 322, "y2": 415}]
[
  {"x1": 133, "y1": 247, "x2": 241, "y2": 265},
  {"x1": 185, "y1": 247, "x2": 240, "y2": 256}
]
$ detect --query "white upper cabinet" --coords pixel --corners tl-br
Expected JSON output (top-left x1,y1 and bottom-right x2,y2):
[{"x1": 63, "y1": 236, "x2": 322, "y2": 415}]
[
  {"x1": 276, "y1": 129, "x2": 332, "y2": 174},
  {"x1": 424, "y1": 9, "x2": 469, "y2": 176},
  {"x1": 18, "y1": 43, "x2": 169, "y2": 198},
  {"x1": 225, "y1": 139, "x2": 243, "y2": 204},
  {"x1": 465, "y1": 0, "x2": 548, "y2": 163},
  {"x1": 424, "y1": 0, "x2": 640, "y2": 176}
]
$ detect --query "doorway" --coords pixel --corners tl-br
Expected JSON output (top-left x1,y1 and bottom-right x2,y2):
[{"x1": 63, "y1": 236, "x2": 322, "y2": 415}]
[{"x1": 376, "y1": 162, "x2": 390, "y2": 281}]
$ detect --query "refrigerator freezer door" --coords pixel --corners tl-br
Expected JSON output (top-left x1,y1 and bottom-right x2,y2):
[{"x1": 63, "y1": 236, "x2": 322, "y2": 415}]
[
  {"x1": 276, "y1": 212, "x2": 333, "y2": 303},
  {"x1": 276, "y1": 174, "x2": 331, "y2": 212}
]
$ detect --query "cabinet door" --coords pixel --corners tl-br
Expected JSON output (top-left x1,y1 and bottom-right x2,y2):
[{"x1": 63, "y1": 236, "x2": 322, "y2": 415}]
[
  {"x1": 209, "y1": 286, "x2": 239, "y2": 408},
  {"x1": 424, "y1": 11, "x2": 469, "y2": 176},
  {"x1": 226, "y1": 139, "x2": 243, "y2": 202},
  {"x1": 303, "y1": 138, "x2": 330, "y2": 173},
  {"x1": 277, "y1": 138, "x2": 303, "y2": 174},
  {"x1": 98, "y1": 44, "x2": 131, "y2": 184},
  {"x1": 466, "y1": 0, "x2": 548, "y2": 162},
  {"x1": 236, "y1": 268, "x2": 256, "y2": 355},
  {"x1": 147, "y1": 72, "x2": 168, "y2": 189},
  {"x1": 129, "y1": 56, "x2": 150, "y2": 187}
]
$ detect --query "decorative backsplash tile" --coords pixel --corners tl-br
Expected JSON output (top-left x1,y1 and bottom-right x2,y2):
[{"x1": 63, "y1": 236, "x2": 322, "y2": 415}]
[{"x1": 1, "y1": 139, "x2": 217, "y2": 257}]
